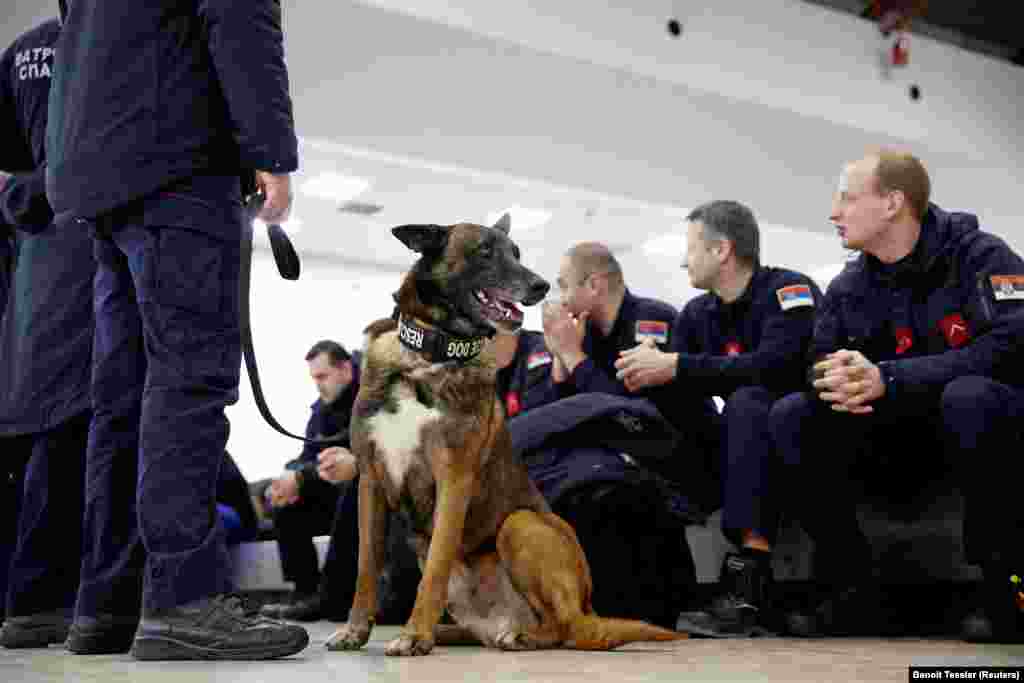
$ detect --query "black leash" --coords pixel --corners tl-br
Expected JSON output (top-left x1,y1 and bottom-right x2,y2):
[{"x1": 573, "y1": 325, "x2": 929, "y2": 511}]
[{"x1": 239, "y1": 192, "x2": 346, "y2": 445}]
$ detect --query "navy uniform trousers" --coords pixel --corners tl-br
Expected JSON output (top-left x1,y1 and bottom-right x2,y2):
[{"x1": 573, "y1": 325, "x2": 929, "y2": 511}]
[
  {"x1": 74, "y1": 176, "x2": 242, "y2": 618},
  {"x1": 718, "y1": 386, "x2": 782, "y2": 545},
  {"x1": 771, "y1": 376, "x2": 1024, "y2": 584},
  {"x1": 1, "y1": 411, "x2": 89, "y2": 619}
]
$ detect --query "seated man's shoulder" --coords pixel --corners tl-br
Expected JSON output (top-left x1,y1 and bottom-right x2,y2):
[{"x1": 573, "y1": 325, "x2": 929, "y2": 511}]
[
  {"x1": 632, "y1": 293, "x2": 677, "y2": 321},
  {"x1": 759, "y1": 267, "x2": 820, "y2": 308}
]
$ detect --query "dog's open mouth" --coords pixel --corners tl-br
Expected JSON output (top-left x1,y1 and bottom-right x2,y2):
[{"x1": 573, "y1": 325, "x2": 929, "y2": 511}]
[{"x1": 474, "y1": 288, "x2": 524, "y2": 327}]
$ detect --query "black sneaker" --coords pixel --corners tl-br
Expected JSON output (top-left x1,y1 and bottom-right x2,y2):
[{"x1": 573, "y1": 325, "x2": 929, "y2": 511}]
[
  {"x1": 961, "y1": 567, "x2": 1024, "y2": 643},
  {"x1": 130, "y1": 593, "x2": 309, "y2": 661},
  {"x1": 784, "y1": 584, "x2": 880, "y2": 637},
  {"x1": 66, "y1": 614, "x2": 140, "y2": 654},
  {"x1": 0, "y1": 609, "x2": 72, "y2": 649},
  {"x1": 259, "y1": 592, "x2": 325, "y2": 622},
  {"x1": 675, "y1": 551, "x2": 773, "y2": 638}
]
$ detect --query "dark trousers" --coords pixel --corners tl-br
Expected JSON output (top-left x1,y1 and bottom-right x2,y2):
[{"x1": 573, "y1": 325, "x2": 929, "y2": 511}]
[
  {"x1": 1, "y1": 412, "x2": 89, "y2": 617},
  {"x1": 317, "y1": 477, "x2": 420, "y2": 624},
  {"x1": 270, "y1": 478, "x2": 340, "y2": 595},
  {"x1": 770, "y1": 376, "x2": 1024, "y2": 585},
  {"x1": 75, "y1": 176, "x2": 242, "y2": 617},
  {"x1": 719, "y1": 386, "x2": 781, "y2": 545}
]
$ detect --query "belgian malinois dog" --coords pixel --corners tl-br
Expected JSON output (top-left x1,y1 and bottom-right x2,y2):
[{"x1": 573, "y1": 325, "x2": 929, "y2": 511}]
[{"x1": 326, "y1": 215, "x2": 686, "y2": 656}]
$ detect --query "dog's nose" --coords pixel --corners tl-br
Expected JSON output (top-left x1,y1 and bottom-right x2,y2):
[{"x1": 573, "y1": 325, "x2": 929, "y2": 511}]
[{"x1": 526, "y1": 279, "x2": 550, "y2": 304}]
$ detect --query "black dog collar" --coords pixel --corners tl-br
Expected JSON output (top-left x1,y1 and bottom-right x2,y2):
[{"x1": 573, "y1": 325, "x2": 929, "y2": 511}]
[{"x1": 397, "y1": 316, "x2": 488, "y2": 364}]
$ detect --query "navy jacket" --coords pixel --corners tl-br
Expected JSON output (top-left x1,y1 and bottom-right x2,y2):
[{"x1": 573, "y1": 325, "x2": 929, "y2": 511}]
[
  {"x1": 656, "y1": 266, "x2": 821, "y2": 402},
  {"x1": 557, "y1": 289, "x2": 677, "y2": 397},
  {"x1": 495, "y1": 330, "x2": 560, "y2": 417},
  {"x1": 46, "y1": 0, "x2": 298, "y2": 218},
  {"x1": 285, "y1": 351, "x2": 361, "y2": 495},
  {"x1": 815, "y1": 204, "x2": 1024, "y2": 401},
  {"x1": 0, "y1": 19, "x2": 94, "y2": 436}
]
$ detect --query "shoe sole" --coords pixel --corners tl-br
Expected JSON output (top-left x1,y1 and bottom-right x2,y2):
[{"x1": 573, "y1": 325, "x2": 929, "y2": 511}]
[
  {"x1": 66, "y1": 630, "x2": 136, "y2": 655},
  {"x1": 130, "y1": 631, "x2": 310, "y2": 661},
  {"x1": 1, "y1": 625, "x2": 69, "y2": 649}
]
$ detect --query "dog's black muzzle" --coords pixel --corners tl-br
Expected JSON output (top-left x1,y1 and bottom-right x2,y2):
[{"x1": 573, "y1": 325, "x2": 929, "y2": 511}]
[{"x1": 521, "y1": 277, "x2": 550, "y2": 306}]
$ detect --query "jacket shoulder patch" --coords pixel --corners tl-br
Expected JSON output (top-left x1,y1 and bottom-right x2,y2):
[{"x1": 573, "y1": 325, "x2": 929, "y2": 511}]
[
  {"x1": 776, "y1": 284, "x2": 814, "y2": 310},
  {"x1": 990, "y1": 275, "x2": 1024, "y2": 301},
  {"x1": 635, "y1": 320, "x2": 669, "y2": 344}
]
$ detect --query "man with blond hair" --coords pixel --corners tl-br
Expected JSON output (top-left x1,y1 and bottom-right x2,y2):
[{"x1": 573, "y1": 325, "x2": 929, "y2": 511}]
[{"x1": 771, "y1": 150, "x2": 1024, "y2": 642}]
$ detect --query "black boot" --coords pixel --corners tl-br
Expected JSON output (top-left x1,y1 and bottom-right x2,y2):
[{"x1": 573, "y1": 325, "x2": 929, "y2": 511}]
[
  {"x1": 961, "y1": 565, "x2": 1024, "y2": 643},
  {"x1": 66, "y1": 613, "x2": 140, "y2": 654},
  {"x1": 259, "y1": 592, "x2": 325, "y2": 622},
  {"x1": 0, "y1": 608, "x2": 72, "y2": 649},
  {"x1": 676, "y1": 550, "x2": 773, "y2": 638},
  {"x1": 131, "y1": 593, "x2": 309, "y2": 660},
  {"x1": 784, "y1": 583, "x2": 884, "y2": 637}
]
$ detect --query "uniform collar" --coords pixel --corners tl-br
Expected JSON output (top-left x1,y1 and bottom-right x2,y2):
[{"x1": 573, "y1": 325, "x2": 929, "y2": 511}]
[{"x1": 709, "y1": 266, "x2": 763, "y2": 312}]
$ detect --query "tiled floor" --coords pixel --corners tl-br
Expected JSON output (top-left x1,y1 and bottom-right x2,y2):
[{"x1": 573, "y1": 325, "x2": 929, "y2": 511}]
[{"x1": 4, "y1": 622, "x2": 1023, "y2": 683}]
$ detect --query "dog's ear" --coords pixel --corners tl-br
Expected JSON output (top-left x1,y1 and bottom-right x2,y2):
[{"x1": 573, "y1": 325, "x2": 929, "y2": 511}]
[
  {"x1": 392, "y1": 224, "x2": 449, "y2": 253},
  {"x1": 491, "y1": 212, "x2": 511, "y2": 234}
]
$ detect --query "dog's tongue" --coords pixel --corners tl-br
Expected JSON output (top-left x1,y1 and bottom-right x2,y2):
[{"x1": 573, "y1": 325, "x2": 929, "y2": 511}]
[{"x1": 477, "y1": 289, "x2": 524, "y2": 323}]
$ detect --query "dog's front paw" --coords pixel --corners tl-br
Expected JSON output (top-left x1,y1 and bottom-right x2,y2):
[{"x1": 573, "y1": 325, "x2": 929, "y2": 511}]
[
  {"x1": 494, "y1": 630, "x2": 534, "y2": 651},
  {"x1": 325, "y1": 622, "x2": 372, "y2": 651},
  {"x1": 385, "y1": 631, "x2": 435, "y2": 656}
]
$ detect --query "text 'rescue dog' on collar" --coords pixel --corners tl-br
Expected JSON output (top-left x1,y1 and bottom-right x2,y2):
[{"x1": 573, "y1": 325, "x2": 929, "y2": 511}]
[{"x1": 398, "y1": 316, "x2": 487, "y2": 364}]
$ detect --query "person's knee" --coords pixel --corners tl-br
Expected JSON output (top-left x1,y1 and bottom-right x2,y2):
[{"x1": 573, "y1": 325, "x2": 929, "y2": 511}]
[
  {"x1": 723, "y1": 386, "x2": 774, "y2": 421},
  {"x1": 941, "y1": 376, "x2": 1000, "y2": 419},
  {"x1": 941, "y1": 376, "x2": 1016, "y2": 450},
  {"x1": 767, "y1": 391, "x2": 815, "y2": 467}
]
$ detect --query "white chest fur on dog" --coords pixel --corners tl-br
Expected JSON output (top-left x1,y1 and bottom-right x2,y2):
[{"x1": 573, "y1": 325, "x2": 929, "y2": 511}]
[{"x1": 366, "y1": 394, "x2": 441, "y2": 491}]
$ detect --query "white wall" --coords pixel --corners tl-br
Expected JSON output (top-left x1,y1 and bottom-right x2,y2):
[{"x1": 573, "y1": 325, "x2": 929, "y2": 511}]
[{"x1": 229, "y1": 247, "x2": 548, "y2": 481}]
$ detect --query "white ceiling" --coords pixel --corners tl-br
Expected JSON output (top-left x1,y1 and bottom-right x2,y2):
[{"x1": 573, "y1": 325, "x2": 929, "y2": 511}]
[
  {"x1": 4, "y1": 1, "x2": 1019, "y2": 307},
  {"x1": 274, "y1": 137, "x2": 851, "y2": 305}
]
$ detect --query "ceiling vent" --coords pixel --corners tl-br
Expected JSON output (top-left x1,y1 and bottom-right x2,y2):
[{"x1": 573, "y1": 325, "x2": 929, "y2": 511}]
[{"x1": 338, "y1": 201, "x2": 383, "y2": 216}]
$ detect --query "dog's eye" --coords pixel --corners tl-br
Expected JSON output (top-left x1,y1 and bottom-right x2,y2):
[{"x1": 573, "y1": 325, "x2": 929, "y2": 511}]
[
  {"x1": 478, "y1": 245, "x2": 493, "y2": 258},
  {"x1": 512, "y1": 245, "x2": 520, "y2": 260}
]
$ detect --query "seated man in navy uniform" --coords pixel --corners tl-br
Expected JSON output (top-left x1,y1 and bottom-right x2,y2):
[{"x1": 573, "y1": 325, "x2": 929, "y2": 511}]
[
  {"x1": 614, "y1": 200, "x2": 821, "y2": 636},
  {"x1": 771, "y1": 150, "x2": 1024, "y2": 642},
  {"x1": 258, "y1": 340, "x2": 360, "y2": 619},
  {"x1": 543, "y1": 242, "x2": 678, "y2": 396},
  {"x1": 0, "y1": 16, "x2": 93, "y2": 649}
]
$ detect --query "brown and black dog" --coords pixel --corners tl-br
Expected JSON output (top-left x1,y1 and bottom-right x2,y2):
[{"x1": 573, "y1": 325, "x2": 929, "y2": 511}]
[{"x1": 326, "y1": 215, "x2": 686, "y2": 656}]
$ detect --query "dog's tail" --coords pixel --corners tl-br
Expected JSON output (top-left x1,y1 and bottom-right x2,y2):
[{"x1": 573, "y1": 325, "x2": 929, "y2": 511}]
[{"x1": 564, "y1": 614, "x2": 687, "y2": 650}]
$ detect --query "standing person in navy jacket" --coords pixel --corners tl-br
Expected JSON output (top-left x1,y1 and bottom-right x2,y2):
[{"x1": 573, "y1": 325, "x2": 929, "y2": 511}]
[
  {"x1": 771, "y1": 150, "x2": 1024, "y2": 642},
  {"x1": 47, "y1": 0, "x2": 308, "y2": 660},
  {"x1": 0, "y1": 16, "x2": 93, "y2": 650},
  {"x1": 615, "y1": 200, "x2": 821, "y2": 636}
]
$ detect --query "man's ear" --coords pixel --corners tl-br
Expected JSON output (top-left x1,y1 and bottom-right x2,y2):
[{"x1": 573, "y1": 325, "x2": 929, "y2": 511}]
[
  {"x1": 886, "y1": 190, "x2": 906, "y2": 219},
  {"x1": 392, "y1": 224, "x2": 450, "y2": 253}
]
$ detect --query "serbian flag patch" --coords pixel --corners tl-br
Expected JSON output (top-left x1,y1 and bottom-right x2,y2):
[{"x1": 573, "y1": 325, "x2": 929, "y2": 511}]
[
  {"x1": 939, "y1": 313, "x2": 972, "y2": 349},
  {"x1": 635, "y1": 320, "x2": 669, "y2": 344},
  {"x1": 990, "y1": 275, "x2": 1024, "y2": 301},
  {"x1": 526, "y1": 351, "x2": 553, "y2": 370},
  {"x1": 776, "y1": 284, "x2": 814, "y2": 311}
]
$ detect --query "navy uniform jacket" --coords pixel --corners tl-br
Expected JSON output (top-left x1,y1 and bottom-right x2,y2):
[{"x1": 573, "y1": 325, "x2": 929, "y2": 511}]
[
  {"x1": 657, "y1": 266, "x2": 821, "y2": 402},
  {"x1": 557, "y1": 289, "x2": 677, "y2": 397},
  {"x1": 0, "y1": 19, "x2": 95, "y2": 437},
  {"x1": 46, "y1": 0, "x2": 298, "y2": 218},
  {"x1": 814, "y1": 204, "x2": 1024, "y2": 400},
  {"x1": 285, "y1": 351, "x2": 361, "y2": 496},
  {"x1": 495, "y1": 330, "x2": 560, "y2": 418}
]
